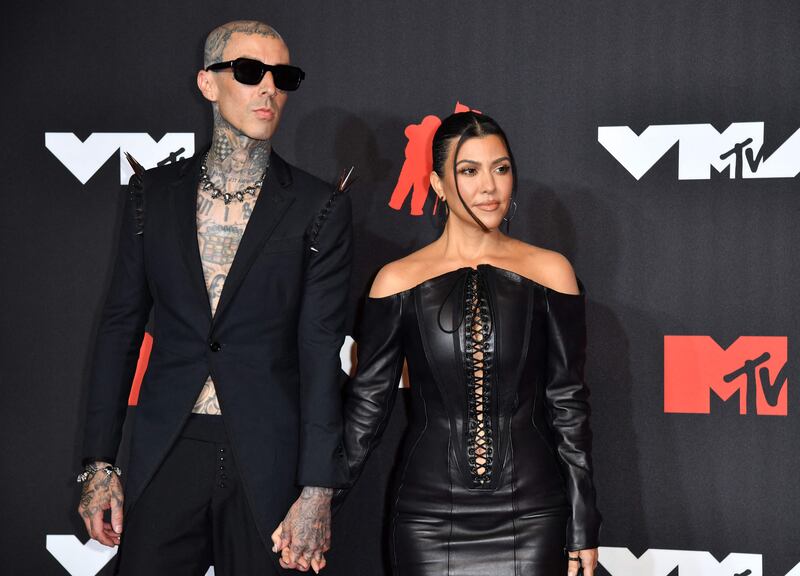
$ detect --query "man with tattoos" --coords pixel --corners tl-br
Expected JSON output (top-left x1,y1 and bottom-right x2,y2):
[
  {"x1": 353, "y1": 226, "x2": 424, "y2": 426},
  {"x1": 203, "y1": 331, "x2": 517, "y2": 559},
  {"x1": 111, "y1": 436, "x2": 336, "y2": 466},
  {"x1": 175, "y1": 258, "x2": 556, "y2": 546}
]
[{"x1": 78, "y1": 20, "x2": 351, "y2": 575}]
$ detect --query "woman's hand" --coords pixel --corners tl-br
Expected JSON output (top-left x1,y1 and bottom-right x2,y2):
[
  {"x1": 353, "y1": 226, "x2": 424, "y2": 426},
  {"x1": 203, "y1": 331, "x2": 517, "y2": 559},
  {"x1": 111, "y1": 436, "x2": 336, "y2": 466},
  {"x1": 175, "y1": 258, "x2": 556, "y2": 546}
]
[{"x1": 567, "y1": 547, "x2": 598, "y2": 576}]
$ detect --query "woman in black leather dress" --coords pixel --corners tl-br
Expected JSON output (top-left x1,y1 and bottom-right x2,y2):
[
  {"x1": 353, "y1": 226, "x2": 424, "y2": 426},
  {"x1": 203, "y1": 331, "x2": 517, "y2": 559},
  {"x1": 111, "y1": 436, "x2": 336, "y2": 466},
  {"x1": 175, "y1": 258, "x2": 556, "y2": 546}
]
[{"x1": 342, "y1": 112, "x2": 601, "y2": 575}]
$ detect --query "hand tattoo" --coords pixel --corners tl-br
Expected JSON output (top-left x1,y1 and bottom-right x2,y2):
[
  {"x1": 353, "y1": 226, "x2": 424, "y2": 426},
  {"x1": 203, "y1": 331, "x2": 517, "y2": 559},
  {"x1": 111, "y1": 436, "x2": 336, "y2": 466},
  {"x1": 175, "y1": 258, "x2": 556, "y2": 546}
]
[
  {"x1": 282, "y1": 486, "x2": 333, "y2": 559},
  {"x1": 78, "y1": 464, "x2": 123, "y2": 520}
]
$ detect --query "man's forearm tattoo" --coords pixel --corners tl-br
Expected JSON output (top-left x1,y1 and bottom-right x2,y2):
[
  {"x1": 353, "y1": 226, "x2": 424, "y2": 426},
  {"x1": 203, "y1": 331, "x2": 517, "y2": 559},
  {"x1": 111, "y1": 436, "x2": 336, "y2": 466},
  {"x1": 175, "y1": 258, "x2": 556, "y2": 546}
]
[{"x1": 300, "y1": 486, "x2": 333, "y2": 499}]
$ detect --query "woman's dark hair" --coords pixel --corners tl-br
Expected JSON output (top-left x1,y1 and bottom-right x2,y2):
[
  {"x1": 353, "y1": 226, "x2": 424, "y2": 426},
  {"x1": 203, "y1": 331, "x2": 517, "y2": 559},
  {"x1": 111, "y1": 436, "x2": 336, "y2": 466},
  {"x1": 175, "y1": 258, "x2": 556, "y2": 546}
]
[{"x1": 431, "y1": 111, "x2": 517, "y2": 231}]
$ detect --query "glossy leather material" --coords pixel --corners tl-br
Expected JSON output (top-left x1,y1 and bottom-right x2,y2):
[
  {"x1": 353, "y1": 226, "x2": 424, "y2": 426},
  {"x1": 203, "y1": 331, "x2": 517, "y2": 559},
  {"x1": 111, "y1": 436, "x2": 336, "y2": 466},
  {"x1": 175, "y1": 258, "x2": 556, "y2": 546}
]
[{"x1": 342, "y1": 264, "x2": 601, "y2": 575}]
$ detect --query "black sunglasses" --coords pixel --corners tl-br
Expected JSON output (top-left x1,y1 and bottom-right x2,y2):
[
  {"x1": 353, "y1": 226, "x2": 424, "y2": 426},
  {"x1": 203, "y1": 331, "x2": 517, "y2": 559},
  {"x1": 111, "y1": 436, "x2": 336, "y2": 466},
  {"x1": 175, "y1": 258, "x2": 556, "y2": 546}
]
[{"x1": 205, "y1": 58, "x2": 305, "y2": 91}]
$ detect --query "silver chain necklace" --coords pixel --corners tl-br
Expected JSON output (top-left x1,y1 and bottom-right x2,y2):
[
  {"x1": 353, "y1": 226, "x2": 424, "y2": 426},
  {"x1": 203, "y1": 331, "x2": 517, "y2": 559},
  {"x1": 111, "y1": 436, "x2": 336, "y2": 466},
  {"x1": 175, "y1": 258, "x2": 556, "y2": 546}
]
[{"x1": 199, "y1": 152, "x2": 269, "y2": 205}]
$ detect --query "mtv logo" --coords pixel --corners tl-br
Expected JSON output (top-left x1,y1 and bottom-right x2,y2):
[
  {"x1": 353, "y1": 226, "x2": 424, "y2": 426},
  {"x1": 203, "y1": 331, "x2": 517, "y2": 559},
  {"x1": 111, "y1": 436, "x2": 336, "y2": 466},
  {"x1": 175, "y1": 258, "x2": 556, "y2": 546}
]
[
  {"x1": 45, "y1": 132, "x2": 195, "y2": 184},
  {"x1": 597, "y1": 123, "x2": 800, "y2": 180},
  {"x1": 664, "y1": 336, "x2": 788, "y2": 416},
  {"x1": 599, "y1": 547, "x2": 762, "y2": 576}
]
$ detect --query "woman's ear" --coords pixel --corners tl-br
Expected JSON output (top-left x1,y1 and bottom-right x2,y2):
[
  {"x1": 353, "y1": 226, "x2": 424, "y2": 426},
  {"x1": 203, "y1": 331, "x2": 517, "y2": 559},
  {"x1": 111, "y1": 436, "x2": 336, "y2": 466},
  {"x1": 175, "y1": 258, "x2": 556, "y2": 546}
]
[{"x1": 430, "y1": 171, "x2": 445, "y2": 200}]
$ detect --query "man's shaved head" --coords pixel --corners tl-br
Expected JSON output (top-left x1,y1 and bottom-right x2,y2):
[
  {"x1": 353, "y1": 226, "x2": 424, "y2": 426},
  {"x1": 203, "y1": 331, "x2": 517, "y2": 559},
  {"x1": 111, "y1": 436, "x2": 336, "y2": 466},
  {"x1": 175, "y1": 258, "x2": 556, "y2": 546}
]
[{"x1": 204, "y1": 20, "x2": 284, "y2": 67}]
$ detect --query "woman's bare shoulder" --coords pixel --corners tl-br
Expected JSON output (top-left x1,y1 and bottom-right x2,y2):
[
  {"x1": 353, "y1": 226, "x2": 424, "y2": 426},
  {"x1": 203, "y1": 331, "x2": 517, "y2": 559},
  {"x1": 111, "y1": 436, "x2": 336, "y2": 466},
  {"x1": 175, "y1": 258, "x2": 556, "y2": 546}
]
[
  {"x1": 369, "y1": 246, "x2": 441, "y2": 298},
  {"x1": 509, "y1": 240, "x2": 580, "y2": 295}
]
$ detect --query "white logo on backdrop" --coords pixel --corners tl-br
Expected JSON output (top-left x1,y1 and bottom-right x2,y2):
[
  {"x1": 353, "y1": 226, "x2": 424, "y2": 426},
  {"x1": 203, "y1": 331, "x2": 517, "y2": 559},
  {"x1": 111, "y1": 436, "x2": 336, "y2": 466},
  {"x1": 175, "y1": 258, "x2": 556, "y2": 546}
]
[
  {"x1": 45, "y1": 538, "x2": 800, "y2": 576},
  {"x1": 46, "y1": 536, "x2": 116, "y2": 576},
  {"x1": 45, "y1": 132, "x2": 195, "y2": 184},
  {"x1": 46, "y1": 536, "x2": 214, "y2": 576},
  {"x1": 340, "y1": 336, "x2": 409, "y2": 388},
  {"x1": 597, "y1": 123, "x2": 800, "y2": 180},
  {"x1": 599, "y1": 547, "x2": 800, "y2": 576}
]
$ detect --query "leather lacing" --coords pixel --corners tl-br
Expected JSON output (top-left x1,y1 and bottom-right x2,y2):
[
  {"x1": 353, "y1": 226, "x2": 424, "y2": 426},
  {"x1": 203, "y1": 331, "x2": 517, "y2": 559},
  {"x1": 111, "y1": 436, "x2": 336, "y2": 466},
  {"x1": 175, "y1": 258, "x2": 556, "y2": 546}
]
[{"x1": 464, "y1": 271, "x2": 494, "y2": 487}]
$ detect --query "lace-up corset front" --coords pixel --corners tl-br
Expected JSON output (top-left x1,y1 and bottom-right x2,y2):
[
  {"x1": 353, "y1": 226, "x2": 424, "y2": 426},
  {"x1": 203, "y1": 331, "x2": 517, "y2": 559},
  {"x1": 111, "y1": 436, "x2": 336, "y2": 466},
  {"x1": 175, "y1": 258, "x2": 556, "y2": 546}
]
[{"x1": 464, "y1": 270, "x2": 495, "y2": 487}]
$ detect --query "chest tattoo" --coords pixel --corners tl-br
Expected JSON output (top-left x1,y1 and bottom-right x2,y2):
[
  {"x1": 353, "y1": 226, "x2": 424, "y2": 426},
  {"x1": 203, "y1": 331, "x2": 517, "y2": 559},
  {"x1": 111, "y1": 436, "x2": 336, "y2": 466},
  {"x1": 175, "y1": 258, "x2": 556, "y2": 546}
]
[
  {"x1": 196, "y1": 192, "x2": 255, "y2": 315},
  {"x1": 192, "y1": 188, "x2": 258, "y2": 415}
]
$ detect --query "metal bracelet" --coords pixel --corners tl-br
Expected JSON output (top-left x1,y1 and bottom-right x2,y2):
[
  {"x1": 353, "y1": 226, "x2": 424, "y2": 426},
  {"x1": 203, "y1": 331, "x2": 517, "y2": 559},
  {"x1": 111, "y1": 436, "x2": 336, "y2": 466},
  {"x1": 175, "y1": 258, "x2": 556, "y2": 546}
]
[{"x1": 76, "y1": 463, "x2": 122, "y2": 484}]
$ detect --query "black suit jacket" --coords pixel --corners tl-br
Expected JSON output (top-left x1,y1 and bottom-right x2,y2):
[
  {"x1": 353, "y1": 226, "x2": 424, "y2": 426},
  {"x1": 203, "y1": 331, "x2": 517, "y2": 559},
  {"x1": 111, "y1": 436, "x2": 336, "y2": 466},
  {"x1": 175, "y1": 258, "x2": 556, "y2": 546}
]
[{"x1": 82, "y1": 150, "x2": 351, "y2": 547}]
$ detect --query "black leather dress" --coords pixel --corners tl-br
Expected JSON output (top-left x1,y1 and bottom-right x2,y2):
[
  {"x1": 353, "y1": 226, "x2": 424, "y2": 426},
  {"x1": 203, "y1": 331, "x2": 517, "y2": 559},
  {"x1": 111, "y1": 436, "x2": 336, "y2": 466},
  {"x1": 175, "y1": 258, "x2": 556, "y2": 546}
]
[{"x1": 342, "y1": 264, "x2": 601, "y2": 575}]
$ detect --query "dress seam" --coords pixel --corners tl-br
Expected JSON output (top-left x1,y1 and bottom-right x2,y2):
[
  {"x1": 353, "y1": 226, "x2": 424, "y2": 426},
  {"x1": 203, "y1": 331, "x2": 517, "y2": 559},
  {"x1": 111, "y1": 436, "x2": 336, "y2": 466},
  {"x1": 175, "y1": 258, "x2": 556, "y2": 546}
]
[
  {"x1": 510, "y1": 435, "x2": 519, "y2": 576},
  {"x1": 391, "y1": 355, "x2": 428, "y2": 572}
]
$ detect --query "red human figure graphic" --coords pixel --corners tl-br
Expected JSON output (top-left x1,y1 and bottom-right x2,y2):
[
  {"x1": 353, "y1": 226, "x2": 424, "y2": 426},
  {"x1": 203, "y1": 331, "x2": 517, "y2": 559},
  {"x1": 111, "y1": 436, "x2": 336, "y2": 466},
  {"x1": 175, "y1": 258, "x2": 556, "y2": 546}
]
[
  {"x1": 389, "y1": 115, "x2": 442, "y2": 215},
  {"x1": 454, "y1": 101, "x2": 479, "y2": 114},
  {"x1": 389, "y1": 102, "x2": 481, "y2": 215}
]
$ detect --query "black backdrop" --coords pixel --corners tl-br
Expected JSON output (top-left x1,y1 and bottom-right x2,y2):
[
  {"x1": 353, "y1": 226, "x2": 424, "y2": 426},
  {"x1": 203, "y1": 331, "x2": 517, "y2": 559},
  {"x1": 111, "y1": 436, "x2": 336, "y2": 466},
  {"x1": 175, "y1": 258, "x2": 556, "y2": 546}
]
[{"x1": 2, "y1": 1, "x2": 800, "y2": 575}]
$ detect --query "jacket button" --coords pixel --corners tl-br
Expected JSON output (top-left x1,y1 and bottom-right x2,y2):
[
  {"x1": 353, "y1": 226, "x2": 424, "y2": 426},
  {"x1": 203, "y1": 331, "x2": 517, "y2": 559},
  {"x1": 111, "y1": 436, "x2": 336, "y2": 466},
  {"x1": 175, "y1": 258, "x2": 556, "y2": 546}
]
[{"x1": 209, "y1": 341, "x2": 222, "y2": 352}]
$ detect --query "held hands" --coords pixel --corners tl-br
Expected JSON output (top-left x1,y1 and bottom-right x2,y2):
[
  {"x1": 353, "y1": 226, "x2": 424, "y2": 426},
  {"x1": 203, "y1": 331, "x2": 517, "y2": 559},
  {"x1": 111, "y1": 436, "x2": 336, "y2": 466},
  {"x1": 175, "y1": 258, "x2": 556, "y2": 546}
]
[
  {"x1": 568, "y1": 548, "x2": 599, "y2": 576},
  {"x1": 271, "y1": 486, "x2": 333, "y2": 573},
  {"x1": 77, "y1": 462, "x2": 124, "y2": 547}
]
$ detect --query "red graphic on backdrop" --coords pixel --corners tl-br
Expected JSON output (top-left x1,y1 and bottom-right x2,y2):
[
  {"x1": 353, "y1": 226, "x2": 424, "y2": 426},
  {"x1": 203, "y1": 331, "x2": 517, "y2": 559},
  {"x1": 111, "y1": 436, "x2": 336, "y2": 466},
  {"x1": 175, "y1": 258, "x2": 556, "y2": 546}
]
[
  {"x1": 128, "y1": 332, "x2": 152, "y2": 406},
  {"x1": 389, "y1": 102, "x2": 480, "y2": 215},
  {"x1": 664, "y1": 336, "x2": 788, "y2": 416}
]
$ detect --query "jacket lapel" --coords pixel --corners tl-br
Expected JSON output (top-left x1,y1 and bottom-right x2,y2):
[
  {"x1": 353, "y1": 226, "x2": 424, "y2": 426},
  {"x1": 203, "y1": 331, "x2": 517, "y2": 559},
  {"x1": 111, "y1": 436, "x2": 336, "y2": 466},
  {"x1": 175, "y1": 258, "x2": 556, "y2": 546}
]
[
  {"x1": 171, "y1": 152, "x2": 212, "y2": 319},
  {"x1": 212, "y1": 150, "x2": 295, "y2": 326}
]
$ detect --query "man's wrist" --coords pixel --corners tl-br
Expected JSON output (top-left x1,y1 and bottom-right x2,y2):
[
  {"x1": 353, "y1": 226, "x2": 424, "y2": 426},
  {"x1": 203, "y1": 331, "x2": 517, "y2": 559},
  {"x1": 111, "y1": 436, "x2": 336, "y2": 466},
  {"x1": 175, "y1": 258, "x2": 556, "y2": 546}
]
[
  {"x1": 300, "y1": 486, "x2": 333, "y2": 499},
  {"x1": 77, "y1": 462, "x2": 122, "y2": 484}
]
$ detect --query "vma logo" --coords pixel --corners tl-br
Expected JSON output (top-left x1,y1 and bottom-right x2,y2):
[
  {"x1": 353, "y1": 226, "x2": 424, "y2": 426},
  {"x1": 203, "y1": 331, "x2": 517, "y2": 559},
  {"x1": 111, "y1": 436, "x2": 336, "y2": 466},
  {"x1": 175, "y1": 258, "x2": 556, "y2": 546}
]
[
  {"x1": 598, "y1": 122, "x2": 800, "y2": 180},
  {"x1": 599, "y1": 546, "x2": 800, "y2": 576},
  {"x1": 46, "y1": 535, "x2": 215, "y2": 576},
  {"x1": 389, "y1": 102, "x2": 480, "y2": 215},
  {"x1": 664, "y1": 336, "x2": 788, "y2": 416},
  {"x1": 46, "y1": 132, "x2": 195, "y2": 184}
]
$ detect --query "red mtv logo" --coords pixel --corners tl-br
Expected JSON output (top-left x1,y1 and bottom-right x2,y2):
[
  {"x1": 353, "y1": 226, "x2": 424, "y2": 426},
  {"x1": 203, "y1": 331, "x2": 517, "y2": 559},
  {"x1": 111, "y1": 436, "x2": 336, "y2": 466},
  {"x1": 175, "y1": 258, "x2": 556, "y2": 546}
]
[
  {"x1": 127, "y1": 332, "x2": 153, "y2": 406},
  {"x1": 664, "y1": 336, "x2": 788, "y2": 416},
  {"x1": 389, "y1": 102, "x2": 480, "y2": 215}
]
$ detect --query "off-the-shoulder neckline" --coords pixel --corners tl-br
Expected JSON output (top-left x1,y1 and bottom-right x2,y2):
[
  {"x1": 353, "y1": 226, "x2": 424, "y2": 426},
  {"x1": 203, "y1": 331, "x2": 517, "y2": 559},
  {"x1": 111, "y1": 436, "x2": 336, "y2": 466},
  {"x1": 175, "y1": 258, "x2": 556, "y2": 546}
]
[{"x1": 367, "y1": 263, "x2": 583, "y2": 300}]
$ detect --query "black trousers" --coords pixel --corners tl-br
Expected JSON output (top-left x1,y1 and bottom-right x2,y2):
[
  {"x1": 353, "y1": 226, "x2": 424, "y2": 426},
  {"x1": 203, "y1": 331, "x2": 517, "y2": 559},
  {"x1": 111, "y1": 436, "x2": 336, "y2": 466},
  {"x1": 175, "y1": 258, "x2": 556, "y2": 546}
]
[{"x1": 115, "y1": 414, "x2": 279, "y2": 576}]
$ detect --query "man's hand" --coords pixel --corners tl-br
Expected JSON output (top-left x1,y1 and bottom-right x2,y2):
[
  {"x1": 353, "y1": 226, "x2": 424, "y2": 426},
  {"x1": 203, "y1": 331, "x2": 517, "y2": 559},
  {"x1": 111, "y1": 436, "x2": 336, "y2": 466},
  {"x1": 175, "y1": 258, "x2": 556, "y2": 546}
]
[
  {"x1": 77, "y1": 462, "x2": 124, "y2": 547},
  {"x1": 271, "y1": 486, "x2": 332, "y2": 573},
  {"x1": 568, "y1": 547, "x2": 599, "y2": 576}
]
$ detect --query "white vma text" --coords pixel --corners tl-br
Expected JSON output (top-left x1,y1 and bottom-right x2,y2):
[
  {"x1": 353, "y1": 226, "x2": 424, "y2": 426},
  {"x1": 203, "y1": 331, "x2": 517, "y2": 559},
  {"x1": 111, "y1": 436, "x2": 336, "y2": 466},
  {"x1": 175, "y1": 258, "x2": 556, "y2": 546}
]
[
  {"x1": 599, "y1": 547, "x2": 800, "y2": 576},
  {"x1": 598, "y1": 123, "x2": 800, "y2": 180},
  {"x1": 45, "y1": 538, "x2": 800, "y2": 575},
  {"x1": 46, "y1": 535, "x2": 215, "y2": 576},
  {"x1": 45, "y1": 536, "x2": 116, "y2": 576},
  {"x1": 45, "y1": 132, "x2": 195, "y2": 184}
]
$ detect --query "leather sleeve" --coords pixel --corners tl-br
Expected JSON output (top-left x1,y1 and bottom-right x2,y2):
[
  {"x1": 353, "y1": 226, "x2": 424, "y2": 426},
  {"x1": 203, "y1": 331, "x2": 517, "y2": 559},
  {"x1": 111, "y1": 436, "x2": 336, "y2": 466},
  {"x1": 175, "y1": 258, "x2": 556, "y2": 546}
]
[
  {"x1": 543, "y1": 287, "x2": 602, "y2": 551},
  {"x1": 340, "y1": 294, "x2": 405, "y2": 492},
  {"x1": 82, "y1": 176, "x2": 152, "y2": 464},
  {"x1": 295, "y1": 193, "x2": 353, "y2": 488}
]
